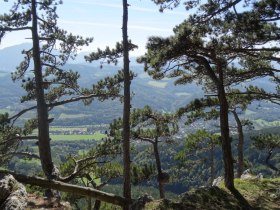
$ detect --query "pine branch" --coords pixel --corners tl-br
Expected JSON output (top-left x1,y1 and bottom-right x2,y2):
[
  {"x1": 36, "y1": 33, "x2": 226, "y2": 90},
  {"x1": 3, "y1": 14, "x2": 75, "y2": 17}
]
[
  {"x1": 8, "y1": 92, "x2": 120, "y2": 122},
  {"x1": 4, "y1": 151, "x2": 40, "y2": 159}
]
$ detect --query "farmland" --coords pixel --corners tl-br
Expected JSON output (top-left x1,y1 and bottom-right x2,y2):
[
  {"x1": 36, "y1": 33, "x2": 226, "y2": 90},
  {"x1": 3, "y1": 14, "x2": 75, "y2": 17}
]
[{"x1": 50, "y1": 132, "x2": 106, "y2": 141}]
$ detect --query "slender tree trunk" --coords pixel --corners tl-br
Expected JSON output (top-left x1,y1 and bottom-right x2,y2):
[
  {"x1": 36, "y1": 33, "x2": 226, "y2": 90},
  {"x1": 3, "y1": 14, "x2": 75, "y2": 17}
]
[
  {"x1": 93, "y1": 200, "x2": 101, "y2": 210},
  {"x1": 217, "y1": 68, "x2": 252, "y2": 210},
  {"x1": 216, "y1": 67, "x2": 234, "y2": 191},
  {"x1": 232, "y1": 110, "x2": 244, "y2": 178},
  {"x1": 88, "y1": 198, "x2": 92, "y2": 210},
  {"x1": 266, "y1": 149, "x2": 279, "y2": 174},
  {"x1": 210, "y1": 140, "x2": 215, "y2": 186},
  {"x1": 31, "y1": 0, "x2": 54, "y2": 179},
  {"x1": 122, "y1": 0, "x2": 131, "y2": 209},
  {"x1": 153, "y1": 141, "x2": 165, "y2": 199}
]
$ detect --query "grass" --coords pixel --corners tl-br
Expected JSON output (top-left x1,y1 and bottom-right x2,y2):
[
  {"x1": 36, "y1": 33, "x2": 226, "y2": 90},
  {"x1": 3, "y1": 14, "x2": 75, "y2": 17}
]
[
  {"x1": 50, "y1": 131, "x2": 106, "y2": 141},
  {"x1": 144, "y1": 178, "x2": 280, "y2": 210},
  {"x1": 254, "y1": 119, "x2": 280, "y2": 127},
  {"x1": 49, "y1": 126, "x2": 87, "y2": 132},
  {"x1": 58, "y1": 113, "x2": 90, "y2": 120}
]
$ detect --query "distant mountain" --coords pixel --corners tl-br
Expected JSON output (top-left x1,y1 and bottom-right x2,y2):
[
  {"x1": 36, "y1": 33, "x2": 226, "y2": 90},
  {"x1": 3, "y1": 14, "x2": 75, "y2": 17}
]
[
  {"x1": 0, "y1": 43, "x2": 32, "y2": 72},
  {"x1": 0, "y1": 61, "x2": 204, "y2": 125},
  {"x1": 0, "y1": 44, "x2": 279, "y2": 126}
]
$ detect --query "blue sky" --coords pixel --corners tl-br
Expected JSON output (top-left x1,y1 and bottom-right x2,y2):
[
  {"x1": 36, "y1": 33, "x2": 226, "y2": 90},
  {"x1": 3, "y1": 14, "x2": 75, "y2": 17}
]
[{"x1": 0, "y1": 0, "x2": 188, "y2": 56}]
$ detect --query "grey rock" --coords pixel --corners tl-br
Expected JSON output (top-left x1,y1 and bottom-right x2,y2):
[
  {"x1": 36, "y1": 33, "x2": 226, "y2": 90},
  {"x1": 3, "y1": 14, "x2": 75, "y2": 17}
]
[
  {"x1": 212, "y1": 176, "x2": 224, "y2": 186},
  {"x1": 243, "y1": 169, "x2": 251, "y2": 175},
  {"x1": 0, "y1": 174, "x2": 27, "y2": 210},
  {"x1": 240, "y1": 169, "x2": 254, "y2": 180},
  {"x1": 130, "y1": 194, "x2": 154, "y2": 210},
  {"x1": 0, "y1": 174, "x2": 17, "y2": 204},
  {"x1": 256, "y1": 173, "x2": 263, "y2": 180}
]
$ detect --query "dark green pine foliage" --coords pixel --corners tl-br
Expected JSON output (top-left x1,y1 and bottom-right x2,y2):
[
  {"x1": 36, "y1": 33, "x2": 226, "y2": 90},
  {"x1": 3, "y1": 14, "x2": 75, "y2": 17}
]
[
  {"x1": 175, "y1": 129, "x2": 220, "y2": 186},
  {"x1": 152, "y1": 0, "x2": 280, "y2": 103},
  {"x1": 59, "y1": 137, "x2": 123, "y2": 209},
  {"x1": 178, "y1": 89, "x2": 254, "y2": 177},
  {"x1": 0, "y1": 0, "x2": 123, "y2": 179},
  {"x1": 251, "y1": 133, "x2": 280, "y2": 175},
  {"x1": 138, "y1": 7, "x2": 278, "y2": 197},
  {"x1": 110, "y1": 106, "x2": 178, "y2": 199}
]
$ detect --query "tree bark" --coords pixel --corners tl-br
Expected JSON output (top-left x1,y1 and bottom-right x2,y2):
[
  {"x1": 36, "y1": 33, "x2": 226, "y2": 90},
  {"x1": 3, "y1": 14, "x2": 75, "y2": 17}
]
[
  {"x1": 87, "y1": 198, "x2": 92, "y2": 210},
  {"x1": 210, "y1": 140, "x2": 215, "y2": 186},
  {"x1": 232, "y1": 110, "x2": 244, "y2": 178},
  {"x1": 265, "y1": 149, "x2": 279, "y2": 174},
  {"x1": 153, "y1": 141, "x2": 165, "y2": 199},
  {"x1": 0, "y1": 170, "x2": 128, "y2": 207},
  {"x1": 93, "y1": 200, "x2": 101, "y2": 210},
  {"x1": 122, "y1": 0, "x2": 131, "y2": 209},
  {"x1": 31, "y1": 0, "x2": 54, "y2": 179},
  {"x1": 217, "y1": 68, "x2": 235, "y2": 191}
]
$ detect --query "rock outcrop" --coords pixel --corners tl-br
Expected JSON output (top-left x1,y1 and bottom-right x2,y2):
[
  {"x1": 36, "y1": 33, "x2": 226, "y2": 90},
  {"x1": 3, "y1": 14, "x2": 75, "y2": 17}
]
[{"x1": 0, "y1": 174, "x2": 27, "y2": 210}]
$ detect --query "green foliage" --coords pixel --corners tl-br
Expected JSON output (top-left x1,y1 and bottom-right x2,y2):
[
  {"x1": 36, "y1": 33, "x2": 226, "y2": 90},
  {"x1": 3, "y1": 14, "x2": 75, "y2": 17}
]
[
  {"x1": 131, "y1": 163, "x2": 155, "y2": 185},
  {"x1": 85, "y1": 41, "x2": 138, "y2": 67},
  {"x1": 251, "y1": 133, "x2": 280, "y2": 151}
]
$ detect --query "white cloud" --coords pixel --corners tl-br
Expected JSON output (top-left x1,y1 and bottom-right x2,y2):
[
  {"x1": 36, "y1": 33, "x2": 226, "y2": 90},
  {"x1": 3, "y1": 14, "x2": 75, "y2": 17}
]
[
  {"x1": 66, "y1": 0, "x2": 186, "y2": 16},
  {"x1": 59, "y1": 19, "x2": 172, "y2": 32}
]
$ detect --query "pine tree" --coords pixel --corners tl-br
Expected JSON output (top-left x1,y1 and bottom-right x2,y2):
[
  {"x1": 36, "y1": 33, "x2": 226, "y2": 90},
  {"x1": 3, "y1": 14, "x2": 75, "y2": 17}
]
[
  {"x1": 176, "y1": 129, "x2": 220, "y2": 186},
  {"x1": 110, "y1": 106, "x2": 178, "y2": 198},
  {"x1": 252, "y1": 133, "x2": 280, "y2": 175},
  {"x1": 0, "y1": 0, "x2": 123, "y2": 181},
  {"x1": 138, "y1": 13, "x2": 277, "y2": 204},
  {"x1": 178, "y1": 90, "x2": 254, "y2": 178}
]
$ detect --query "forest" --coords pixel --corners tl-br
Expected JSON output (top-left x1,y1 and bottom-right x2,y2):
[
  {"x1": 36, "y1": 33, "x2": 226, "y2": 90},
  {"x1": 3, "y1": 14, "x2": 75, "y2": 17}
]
[{"x1": 0, "y1": 0, "x2": 279, "y2": 210}]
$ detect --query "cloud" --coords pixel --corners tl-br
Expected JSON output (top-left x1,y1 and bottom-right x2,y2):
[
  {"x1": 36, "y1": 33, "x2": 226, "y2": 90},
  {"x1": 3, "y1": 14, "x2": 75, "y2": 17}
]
[
  {"x1": 67, "y1": 0, "x2": 186, "y2": 16},
  {"x1": 60, "y1": 19, "x2": 172, "y2": 32}
]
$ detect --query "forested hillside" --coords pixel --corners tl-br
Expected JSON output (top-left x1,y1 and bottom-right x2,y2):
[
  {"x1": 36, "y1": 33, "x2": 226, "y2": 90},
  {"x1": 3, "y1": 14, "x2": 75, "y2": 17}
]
[{"x1": 0, "y1": 1, "x2": 279, "y2": 210}]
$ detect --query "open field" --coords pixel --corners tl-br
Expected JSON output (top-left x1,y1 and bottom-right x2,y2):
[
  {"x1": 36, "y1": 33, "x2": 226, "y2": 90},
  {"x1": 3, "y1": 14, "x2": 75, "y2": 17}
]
[
  {"x1": 254, "y1": 119, "x2": 280, "y2": 127},
  {"x1": 50, "y1": 126, "x2": 88, "y2": 132},
  {"x1": 50, "y1": 132, "x2": 106, "y2": 141},
  {"x1": 58, "y1": 113, "x2": 90, "y2": 120}
]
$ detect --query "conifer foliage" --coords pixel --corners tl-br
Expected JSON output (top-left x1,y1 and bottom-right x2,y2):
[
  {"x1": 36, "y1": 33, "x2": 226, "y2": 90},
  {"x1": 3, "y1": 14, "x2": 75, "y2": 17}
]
[{"x1": 0, "y1": 0, "x2": 123, "y2": 180}]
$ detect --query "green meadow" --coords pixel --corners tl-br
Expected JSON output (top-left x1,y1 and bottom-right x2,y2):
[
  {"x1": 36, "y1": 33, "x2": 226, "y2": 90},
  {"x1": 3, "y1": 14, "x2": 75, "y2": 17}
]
[{"x1": 50, "y1": 132, "x2": 106, "y2": 141}]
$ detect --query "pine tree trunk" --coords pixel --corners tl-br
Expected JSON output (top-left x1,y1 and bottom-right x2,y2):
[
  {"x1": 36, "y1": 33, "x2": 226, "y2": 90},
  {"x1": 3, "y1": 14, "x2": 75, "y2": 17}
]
[
  {"x1": 87, "y1": 198, "x2": 92, "y2": 210},
  {"x1": 31, "y1": 0, "x2": 54, "y2": 180},
  {"x1": 210, "y1": 140, "x2": 215, "y2": 186},
  {"x1": 217, "y1": 68, "x2": 234, "y2": 191},
  {"x1": 122, "y1": 0, "x2": 131, "y2": 209},
  {"x1": 93, "y1": 200, "x2": 101, "y2": 210},
  {"x1": 232, "y1": 110, "x2": 244, "y2": 178},
  {"x1": 153, "y1": 141, "x2": 165, "y2": 199}
]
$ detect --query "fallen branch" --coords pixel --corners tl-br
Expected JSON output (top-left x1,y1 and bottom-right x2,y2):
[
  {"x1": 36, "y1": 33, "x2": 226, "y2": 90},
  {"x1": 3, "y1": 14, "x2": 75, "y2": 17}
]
[{"x1": 0, "y1": 170, "x2": 129, "y2": 207}]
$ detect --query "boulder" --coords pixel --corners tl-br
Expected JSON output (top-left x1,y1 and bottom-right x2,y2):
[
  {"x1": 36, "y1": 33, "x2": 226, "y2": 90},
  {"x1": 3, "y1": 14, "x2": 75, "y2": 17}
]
[
  {"x1": 0, "y1": 174, "x2": 27, "y2": 210},
  {"x1": 212, "y1": 176, "x2": 224, "y2": 186},
  {"x1": 256, "y1": 173, "x2": 263, "y2": 180},
  {"x1": 130, "y1": 194, "x2": 154, "y2": 210}
]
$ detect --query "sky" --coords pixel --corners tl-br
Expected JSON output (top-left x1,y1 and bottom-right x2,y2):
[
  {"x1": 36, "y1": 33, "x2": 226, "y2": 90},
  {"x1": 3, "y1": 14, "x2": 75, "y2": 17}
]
[{"x1": 0, "y1": 0, "x2": 188, "y2": 56}]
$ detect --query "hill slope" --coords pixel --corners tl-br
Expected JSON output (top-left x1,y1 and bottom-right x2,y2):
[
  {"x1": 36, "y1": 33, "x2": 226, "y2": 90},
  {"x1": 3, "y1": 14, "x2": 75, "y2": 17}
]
[{"x1": 144, "y1": 178, "x2": 280, "y2": 210}]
